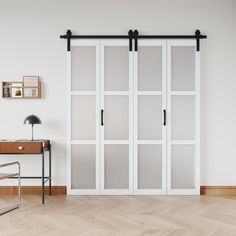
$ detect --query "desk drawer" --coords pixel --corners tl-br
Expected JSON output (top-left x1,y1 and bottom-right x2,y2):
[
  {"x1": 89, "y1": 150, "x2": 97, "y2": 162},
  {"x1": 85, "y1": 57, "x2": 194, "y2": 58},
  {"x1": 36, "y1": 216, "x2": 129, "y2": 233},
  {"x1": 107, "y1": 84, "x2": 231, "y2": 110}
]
[{"x1": 0, "y1": 142, "x2": 42, "y2": 154}]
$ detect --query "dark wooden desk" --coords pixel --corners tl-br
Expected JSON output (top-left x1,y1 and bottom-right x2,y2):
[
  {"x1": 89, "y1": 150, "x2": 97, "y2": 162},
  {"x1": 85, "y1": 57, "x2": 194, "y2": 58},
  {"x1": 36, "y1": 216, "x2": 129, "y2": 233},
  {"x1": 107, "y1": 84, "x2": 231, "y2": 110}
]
[{"x1": 0, "y1": 140, "x2": 51, "y2": 204}]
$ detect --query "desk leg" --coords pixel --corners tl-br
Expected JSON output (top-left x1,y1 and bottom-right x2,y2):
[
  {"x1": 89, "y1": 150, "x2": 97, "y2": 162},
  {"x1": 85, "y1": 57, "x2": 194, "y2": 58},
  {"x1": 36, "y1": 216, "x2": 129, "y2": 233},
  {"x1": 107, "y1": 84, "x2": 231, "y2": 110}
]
[
  {"x1": 42, "y1": 151, "x2": 45, "y2": 204},
  {"x1": 49, "y1": 146, "x2": 52, "y2": 196}
]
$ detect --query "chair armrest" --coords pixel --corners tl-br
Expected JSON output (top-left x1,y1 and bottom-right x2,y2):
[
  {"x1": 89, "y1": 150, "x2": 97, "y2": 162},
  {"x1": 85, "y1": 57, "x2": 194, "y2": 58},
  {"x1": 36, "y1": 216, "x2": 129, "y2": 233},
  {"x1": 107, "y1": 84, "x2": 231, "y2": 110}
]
[{"x1": 0, "y1": 161, "x2": 20, "y2": 168}]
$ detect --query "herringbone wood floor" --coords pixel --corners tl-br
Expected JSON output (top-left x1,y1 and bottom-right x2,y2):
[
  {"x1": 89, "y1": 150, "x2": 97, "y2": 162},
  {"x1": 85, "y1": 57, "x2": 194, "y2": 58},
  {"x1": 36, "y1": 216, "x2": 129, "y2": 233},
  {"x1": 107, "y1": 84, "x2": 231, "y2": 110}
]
[{"x1": 0, "y1": 195, "x2": 236, "y2": 236}]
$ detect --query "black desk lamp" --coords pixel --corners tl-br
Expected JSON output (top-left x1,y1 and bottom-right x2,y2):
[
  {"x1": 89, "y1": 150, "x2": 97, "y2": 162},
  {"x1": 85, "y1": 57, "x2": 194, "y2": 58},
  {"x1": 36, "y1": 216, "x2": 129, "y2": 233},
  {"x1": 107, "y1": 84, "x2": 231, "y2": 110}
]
[{"x1": 24, "y1": 114, "x2": 41, "y2": 140}]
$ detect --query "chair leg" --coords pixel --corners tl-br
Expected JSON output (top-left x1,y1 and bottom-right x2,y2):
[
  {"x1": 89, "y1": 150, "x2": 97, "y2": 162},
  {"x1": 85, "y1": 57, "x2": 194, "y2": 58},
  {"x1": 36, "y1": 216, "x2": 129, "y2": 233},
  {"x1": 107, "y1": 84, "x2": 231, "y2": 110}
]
[
  {"x1": 0, "y1": 162, "x2": 21, "y2": 215},
  {"x1": 18, "y1": 164, "x2": 21, "y2": 207},
  {"x1": 0, "y1": 205, "x2": 19, "y2": 215}
]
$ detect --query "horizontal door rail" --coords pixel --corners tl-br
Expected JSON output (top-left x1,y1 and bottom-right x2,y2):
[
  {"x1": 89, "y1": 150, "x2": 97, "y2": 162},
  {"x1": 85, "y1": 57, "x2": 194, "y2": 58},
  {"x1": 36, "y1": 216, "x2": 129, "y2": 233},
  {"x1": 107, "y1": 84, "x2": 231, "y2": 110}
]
[{"x1": 60, "y1": 29, "x2": 207, "y2": 51}]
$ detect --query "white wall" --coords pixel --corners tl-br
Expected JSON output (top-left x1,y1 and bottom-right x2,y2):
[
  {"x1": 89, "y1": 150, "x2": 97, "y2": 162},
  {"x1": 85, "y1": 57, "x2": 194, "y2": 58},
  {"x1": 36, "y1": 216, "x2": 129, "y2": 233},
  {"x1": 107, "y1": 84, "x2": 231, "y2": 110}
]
[{"x1": 0, "y1": 0, "x2": 236, "y2": 186}]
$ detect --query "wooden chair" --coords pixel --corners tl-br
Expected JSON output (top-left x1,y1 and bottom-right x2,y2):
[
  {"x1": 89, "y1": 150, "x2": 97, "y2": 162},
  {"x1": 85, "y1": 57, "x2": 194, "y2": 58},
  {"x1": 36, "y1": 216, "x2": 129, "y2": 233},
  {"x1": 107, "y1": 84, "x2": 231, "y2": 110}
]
[{"x1": 0, "y1": 162, "x2": 21, "y2": 215}]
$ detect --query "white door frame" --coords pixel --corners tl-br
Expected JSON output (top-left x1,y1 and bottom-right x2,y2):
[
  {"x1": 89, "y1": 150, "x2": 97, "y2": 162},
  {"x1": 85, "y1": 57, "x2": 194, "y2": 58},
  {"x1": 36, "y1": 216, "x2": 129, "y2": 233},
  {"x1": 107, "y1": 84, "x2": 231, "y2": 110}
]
[
  {"x1": 100, "y1": 40, "x2": 134, "y2": 195},
  {"x1": 166, "y1": 40, "x2": 200, "y2": 195},
  {"x1": 67, "y1": 40, "x2": 100, "y2": 195},
  {"x1": 133, "y1": 40, "x2": 167, "y2": 195}
]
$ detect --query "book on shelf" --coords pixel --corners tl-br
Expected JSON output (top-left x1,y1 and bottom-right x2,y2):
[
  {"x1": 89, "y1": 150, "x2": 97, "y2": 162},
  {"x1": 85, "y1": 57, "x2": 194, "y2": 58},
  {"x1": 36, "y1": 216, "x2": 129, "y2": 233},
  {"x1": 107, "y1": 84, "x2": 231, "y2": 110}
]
[{"x1": 3, "y1": 83, "x2": 11, "y2": 97}]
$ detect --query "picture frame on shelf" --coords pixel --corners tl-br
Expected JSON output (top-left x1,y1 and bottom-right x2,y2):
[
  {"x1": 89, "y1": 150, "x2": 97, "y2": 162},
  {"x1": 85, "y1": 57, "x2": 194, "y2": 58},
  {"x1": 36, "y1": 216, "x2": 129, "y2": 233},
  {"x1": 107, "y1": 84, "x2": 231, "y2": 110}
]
[
  {"x1": 23, "y1": 76, "x2": 39, "y2": 87},
  {"x1": 11, "y1": 83, "x2": 23, "y2": 98},
  {"x1": 23, "y1": 76, "x2": 40, "y2": 98}
]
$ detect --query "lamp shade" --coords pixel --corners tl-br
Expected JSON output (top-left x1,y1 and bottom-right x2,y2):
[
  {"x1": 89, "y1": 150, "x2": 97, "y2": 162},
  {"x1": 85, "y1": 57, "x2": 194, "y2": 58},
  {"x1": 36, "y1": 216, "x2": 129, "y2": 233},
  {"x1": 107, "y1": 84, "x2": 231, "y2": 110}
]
[{"x1": 24, "y1": 115, "x2": 41, "y2": 125}]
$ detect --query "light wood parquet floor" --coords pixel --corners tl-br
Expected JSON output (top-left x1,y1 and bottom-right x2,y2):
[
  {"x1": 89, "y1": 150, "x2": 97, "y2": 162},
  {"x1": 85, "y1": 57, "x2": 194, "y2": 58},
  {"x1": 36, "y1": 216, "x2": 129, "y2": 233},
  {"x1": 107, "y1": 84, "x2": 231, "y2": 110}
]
[{"x1": 0, "y1": 195, "x2": 236, "y2": 236}]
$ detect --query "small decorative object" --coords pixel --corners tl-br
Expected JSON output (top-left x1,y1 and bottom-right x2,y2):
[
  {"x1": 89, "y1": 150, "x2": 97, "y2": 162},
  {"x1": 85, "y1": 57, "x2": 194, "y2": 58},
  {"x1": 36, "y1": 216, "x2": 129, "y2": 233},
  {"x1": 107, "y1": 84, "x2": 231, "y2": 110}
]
[
  {"x1": 24, "y1": 114, "x2": 42, "y2": 140},
  {"x1": 11, "y1": 83, "x2": 23, "y2": 97}
]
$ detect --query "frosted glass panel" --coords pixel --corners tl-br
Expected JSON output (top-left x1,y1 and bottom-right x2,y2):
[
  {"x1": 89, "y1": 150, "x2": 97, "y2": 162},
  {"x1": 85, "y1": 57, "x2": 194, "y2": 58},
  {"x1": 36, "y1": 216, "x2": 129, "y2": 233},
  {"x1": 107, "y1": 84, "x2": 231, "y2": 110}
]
[
  {"x1": 171, "y1": 46, "x2": 195, "y2": 91},
  {"x1": 171, "y1": 145, "x2": 195, "y2": 189},
  {"x1": 105, "y1": 46, "x2": 129, "y2": 91},
  {"x1": 138, "y1": 145, "x2": 162, "y2": 189},
  {"x1": 71, "y1": 46, "x2": 96, "y2": 91},
  {"x1": 72, "y1": 96, "x2": 96, "y2": 140},
  {"x1": 105, "y1": 96, "x2": 129, "y2": 140},
  {"x1": 138, "y1": 46, "x2": 162, "y2": 91},
  {"x1": 105, "y1": 145, "x2": 129, "y2": 189},
  {"x1": 171, "y1": 96, "x2": 195, "y2": 140},
  {"x1": 71, "y1": 145, "x2": 96, "y2": 189},
  {"x1": 138, "y1": 96, "x2": 162, "y2": 140}
]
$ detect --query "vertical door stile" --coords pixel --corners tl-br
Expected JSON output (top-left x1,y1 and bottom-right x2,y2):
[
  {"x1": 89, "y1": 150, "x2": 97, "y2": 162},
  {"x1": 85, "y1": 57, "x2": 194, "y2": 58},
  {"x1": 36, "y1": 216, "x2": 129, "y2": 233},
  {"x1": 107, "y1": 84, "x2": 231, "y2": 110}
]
[
  {"x1": 129, "y1": 42, "x2": 134, "y2": 194},
  {"x1": 162, "y1": 41, "x2": 167, "y2": 195},
  {"x1": 100, "y1": 41, "x2": 105, "y2": 194},
  {"x1": 96, "y1": 40, "x2": 100, "y2": 195},
  {"x1": 166, "y1": 40, "x2": 172, "y2": 195},
  {"x1": 67, "y1": 50, "x2": 72, "y2": 194},
  {"x1": 195, "y1": 50, "x2": 200, "y2": 195},
  {"x1": 133, "y1": 44, "x2": 138, "y2": 194}
]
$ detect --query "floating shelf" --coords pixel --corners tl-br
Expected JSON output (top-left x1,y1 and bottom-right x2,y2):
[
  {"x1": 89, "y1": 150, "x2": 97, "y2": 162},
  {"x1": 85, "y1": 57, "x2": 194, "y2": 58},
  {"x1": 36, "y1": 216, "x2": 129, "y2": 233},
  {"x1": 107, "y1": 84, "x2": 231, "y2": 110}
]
[{"x1": 2, "y1": 79, "x2": 41, "y2": 99}]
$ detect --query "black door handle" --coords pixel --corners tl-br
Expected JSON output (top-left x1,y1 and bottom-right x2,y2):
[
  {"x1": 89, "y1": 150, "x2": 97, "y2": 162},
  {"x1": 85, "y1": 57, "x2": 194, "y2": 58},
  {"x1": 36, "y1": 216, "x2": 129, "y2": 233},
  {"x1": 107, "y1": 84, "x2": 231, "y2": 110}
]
[
  {"x1": 101, "y1": 109, "x2": 104, "y2": 126},
  {"x1": 163, "y1": 109, "x2": 166, "y2": 126}
]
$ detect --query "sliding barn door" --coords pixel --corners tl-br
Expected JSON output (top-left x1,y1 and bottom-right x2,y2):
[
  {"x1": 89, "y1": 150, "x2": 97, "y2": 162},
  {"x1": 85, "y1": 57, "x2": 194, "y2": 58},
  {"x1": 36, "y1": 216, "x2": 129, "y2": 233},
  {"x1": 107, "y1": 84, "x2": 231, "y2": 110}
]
[
  {"x1": 100, "y1": 40, "x2": 133, "y2": 194},
  {"x1": 67, "y1": 38, "x2": 200, "y2": 196},
  {"x1": 134, "y1": 40, "x2": 167, "y2": 195},
  {"x1": 67, "y1": 40, "x2": 100, "y2": 195},
  {"x1": 167, "y1": 40, "x2": 200, "y2": 195}
]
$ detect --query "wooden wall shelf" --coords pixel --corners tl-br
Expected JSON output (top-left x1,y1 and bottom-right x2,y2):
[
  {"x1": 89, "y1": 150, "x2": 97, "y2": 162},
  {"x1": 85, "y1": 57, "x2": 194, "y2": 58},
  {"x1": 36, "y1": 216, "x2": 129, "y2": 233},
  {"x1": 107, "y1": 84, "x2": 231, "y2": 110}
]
[{"x1": 2, "y1": 78, "x2": 41, "y2": 99}]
